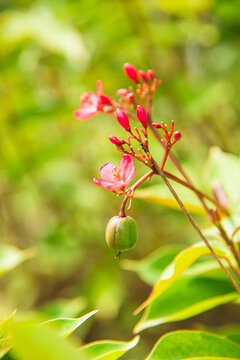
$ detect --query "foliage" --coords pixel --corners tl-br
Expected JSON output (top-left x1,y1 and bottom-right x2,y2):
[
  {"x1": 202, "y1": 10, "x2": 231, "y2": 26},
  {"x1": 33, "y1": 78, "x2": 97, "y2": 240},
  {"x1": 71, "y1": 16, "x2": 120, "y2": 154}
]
[{"x1": 1, "y1": 0, "x2": 240, "y2": 358}]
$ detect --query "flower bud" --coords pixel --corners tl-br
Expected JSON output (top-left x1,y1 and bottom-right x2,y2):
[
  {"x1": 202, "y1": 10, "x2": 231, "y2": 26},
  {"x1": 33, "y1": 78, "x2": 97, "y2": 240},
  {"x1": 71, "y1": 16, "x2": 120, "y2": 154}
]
[
  {"x1": 116, "y1": 108, "x2": 131, "y2": 132},
  {"x1": 126, "y1": 92, "x2": 135, "y2": 101},
  {"x1": 109, "y1": 136, "x2": 125, "y2": 146},
  {"x1": 138, "y1": 70, "x2": 148, "y2": 82},
  {"x1": 147, "y1": 69, "x2": 155, "y2": 80},
  {"x1": 117, "y1": 88, "x2": 128, "y2": 96},
  {"x1": 152, "y1": 122, "x2": 161, "y2": 129},
  {"x1": 105, "y1": 216, "x2": 138, "y2": 252},
  {"x1": 123, "y1": 63, "x2": 139, "y2": 83},
  {"x1": 173, "y1": 131, "x2": 182, "y2": 142},
  {"x1": 136, "y1": 105, "x2": 148, "y2": 128}
]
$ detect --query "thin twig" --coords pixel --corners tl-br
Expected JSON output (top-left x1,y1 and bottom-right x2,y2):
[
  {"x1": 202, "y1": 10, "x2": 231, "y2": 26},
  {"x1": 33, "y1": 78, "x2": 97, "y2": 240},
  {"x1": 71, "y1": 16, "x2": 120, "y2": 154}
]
[{"x1": 151, "y1": 158, "x2": 240, "y2": 294}]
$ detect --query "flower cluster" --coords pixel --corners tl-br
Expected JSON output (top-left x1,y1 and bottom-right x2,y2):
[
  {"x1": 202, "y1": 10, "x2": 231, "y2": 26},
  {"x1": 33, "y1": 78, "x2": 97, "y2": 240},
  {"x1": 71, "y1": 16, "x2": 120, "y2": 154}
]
[
  {"x1": 152, "y1": 120, "x2": 182, "y2": 147},
  {"x1": 74, "y1": 63, "x2": 182, "y2": 197}
]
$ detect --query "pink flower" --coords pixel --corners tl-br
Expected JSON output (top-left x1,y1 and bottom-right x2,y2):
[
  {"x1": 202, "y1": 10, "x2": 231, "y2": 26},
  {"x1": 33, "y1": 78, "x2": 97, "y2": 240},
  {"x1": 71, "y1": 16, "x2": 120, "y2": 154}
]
[
  {"x1": 93, "y1": 154, "x2": 136, "y2": 191},
  {"x1": 74, "y1": 80, "x2": 112, "y2": 121}
]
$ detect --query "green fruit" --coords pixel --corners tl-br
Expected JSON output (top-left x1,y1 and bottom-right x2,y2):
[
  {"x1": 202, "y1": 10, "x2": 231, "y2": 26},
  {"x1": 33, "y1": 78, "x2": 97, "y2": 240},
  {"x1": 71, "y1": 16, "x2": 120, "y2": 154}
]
[{"x1": 105, "y1": 216, "x2": 138, "y2": 252}]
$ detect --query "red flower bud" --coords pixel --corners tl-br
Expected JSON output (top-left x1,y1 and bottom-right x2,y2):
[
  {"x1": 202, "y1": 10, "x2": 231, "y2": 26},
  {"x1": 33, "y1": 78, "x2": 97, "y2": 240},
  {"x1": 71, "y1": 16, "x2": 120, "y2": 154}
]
[
  {"x1": 138, "y1": 70, "x2": 148, "y2": 82},
  {"x1": 116, "y1": 108, "x2": 131, "y2": 132},
  {"x1": 123, "y1": 63, "x2": 139, "y2": 83},
  {"x1": 147, "y1": 69, "x2": 155, "y2": 80},
  {"x1": 117, "y1": 88, "x2": 128, "y2": 96},
  {"x1": 136, "y1": 105, "x2": 148, "y2": 128},
  {"x1": 126, "y1": 92, "x2": 135, "y2": 101},
  {"x1": 109, "y1": 136, "x2": 125, "y2": 146},
  {"x1": 152, "y1": 122, "x2": 161, "y2": 128},
  {"x1": 173, "y1": 131, "x2": 182, "y2": 142}
]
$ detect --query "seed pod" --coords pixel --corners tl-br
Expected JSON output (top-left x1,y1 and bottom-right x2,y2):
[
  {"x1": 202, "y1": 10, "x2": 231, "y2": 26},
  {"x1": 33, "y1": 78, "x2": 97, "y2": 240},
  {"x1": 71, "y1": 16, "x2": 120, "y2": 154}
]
[{"x1": 105, "y1": 216, "x2": 138, "y2": 252}]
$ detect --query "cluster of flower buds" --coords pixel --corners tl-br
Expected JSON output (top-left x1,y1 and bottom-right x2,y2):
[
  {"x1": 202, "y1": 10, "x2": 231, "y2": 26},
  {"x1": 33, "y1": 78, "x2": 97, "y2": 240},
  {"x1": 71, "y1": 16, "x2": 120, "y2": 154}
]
[
  {"x1": 152, "y1": 120, "x2": 182, "y2": 147},
  {"x1": 123, "y1": 63, "x2": 156, "y2": 84},
  {"x1": 122, "y1": 63, "x2": 162, "y2": 99},
  {"x1": 74, "y1": 63, "x2": 183, "y2": 255},
  {"x1": 116, "y1": 88, "x2": 136, "y2": 104},
  {"x1": 109, "y1": 106, "x2": 152, "y2": 167}
]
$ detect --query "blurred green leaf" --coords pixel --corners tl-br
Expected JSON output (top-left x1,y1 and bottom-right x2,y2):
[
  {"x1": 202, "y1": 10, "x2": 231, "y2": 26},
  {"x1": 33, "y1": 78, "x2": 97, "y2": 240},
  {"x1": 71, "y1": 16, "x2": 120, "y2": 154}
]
[
  {"x1": 200, "y1": 324, "x2": 240, "y2": 345},
  {"x1": 159, "y1": 0, "x2": 214, "y2": 16},
  {"x1": 121, "y1": 246, "x2": 183, "y2": 285},
  {"x1": 11, "y1": 321, "x2": 81, "y2": 360},
  {"x1": 78, "y1": 336, "x2": 139, "y2": 360},
  {"x1": 146, "y1": 331, "x2": 240, "y2": 360},
  {"x1": 134, "y1": 276, "x2": 238, "y2": 333},
  {"x1": 134, "y1": 244, "x2": 228, "y2": 314},
  {"x1": 0, "y1": 245, "x2": 33, "y2": 276},
  {"x1": 1, "y1": 7, "x2": 89, "y2": 63},
  {"x1": 203, "y1": 147, "x2": 240, "y2": 211},
  {"x1": 0, "y1": 310, "x2": 16, "y2": 358},
  {"x1": 42, "y1": 310, "x2": 99, "y2": 338},
  {"x1": 40, "y1": 297, "x2": 86, "y2": 318},
  {"x1": 134, "y1": 183, "x2": 206, "y2": 215}
]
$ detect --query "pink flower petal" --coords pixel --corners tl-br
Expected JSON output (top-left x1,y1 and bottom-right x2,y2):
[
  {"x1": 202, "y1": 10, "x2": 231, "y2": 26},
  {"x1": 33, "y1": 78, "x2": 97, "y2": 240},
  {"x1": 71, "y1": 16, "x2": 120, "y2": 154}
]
[
  {"x1": 100, "y1": 163, "x2": 118, "y2": 182},
  {"x1": 93, "y1": 178, "x2": 125, "y2": 191},
  {"x1": 80, "y1": 92, "x2": 99, "y2": 108},
  {"x1": 96, "y1": 80, "x2": 103, "y2": 96},
  {"x1": 74, "y1": 108, "x2": 99, "y2": 121},
  {"x1": 120, "y1": 154, "x2": 136, "y2": 184}
]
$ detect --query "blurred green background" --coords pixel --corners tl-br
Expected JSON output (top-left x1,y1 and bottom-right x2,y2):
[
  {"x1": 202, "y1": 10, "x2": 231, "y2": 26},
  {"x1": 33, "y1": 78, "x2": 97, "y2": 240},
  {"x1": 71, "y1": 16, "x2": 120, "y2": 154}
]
[{"x1": 1, "y1": 0, "x2": 240, "y2": 358}]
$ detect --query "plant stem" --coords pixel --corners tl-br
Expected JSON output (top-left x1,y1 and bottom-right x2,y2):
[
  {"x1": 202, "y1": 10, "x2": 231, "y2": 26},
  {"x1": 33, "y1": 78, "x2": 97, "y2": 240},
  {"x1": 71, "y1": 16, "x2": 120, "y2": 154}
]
[
  {"x1": 160, "y1": 144, "x2": 170, "y2": 170},
  {"x1": 218, "y1": 223, "x2": 240, "y2": 268},
  {"x1": 132, "y1": 170, "x2": 153, "y2": 191},
  {"x1": 226, "y1": 259, "x2": 240, "y2": 282},
  {"x1": 119, "y1": 170, "x2": 153, "y2": 217},
  {"x1": 151, "y1": 158, "x2": 240, "y2": 294},
  {"x1": 146, "y1": 97, "x2": 240, "y2": 269},
  {"x1": 146, "y1": 97, "x2": 216, "y2": 215},
  {"x1": 164, "y1": 171, "x2": 227, "y2": 212}
]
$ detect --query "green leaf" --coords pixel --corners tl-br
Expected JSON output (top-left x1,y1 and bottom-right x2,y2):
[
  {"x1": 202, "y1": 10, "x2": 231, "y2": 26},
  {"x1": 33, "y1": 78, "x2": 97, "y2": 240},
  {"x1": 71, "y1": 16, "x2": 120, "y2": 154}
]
[
  {"x1": 121, "y1": 246, "x2": 182, "y2": 285},
  {"x1": 0, "y1": 245, "x2": 33, "y2": 276},
  {"x1": 134, "y1": 244, "x2": 227, "y2": 314},
  {"x1": 200, "y1": 324, "x2": 240, "y2": 345},
  {"x1": 1, "y1": 8, "x2": 89, "y2": 63},
  {"x1": 203, "y1": 147, "x2": 240, "y2": 211},
  {"x1": 122, "y1": 246, "x2": 221, "y2": 286},
  {"x1": 0, "y1": 310, "x2": 16, "y2": 358},
  {"x1": 78, "y1": 336, "x2": 139, "y2": 360},
  {"x1": 146, "y1": 331, "x2": 240, "y2": 360},
  {"x1": 40, "y1": 297, "x2": 86, "y2": 318},
  {"x1": 11, "y1": 321, "x2": 81, "y2": 360},
  {"x1": 42, "y1": 310, "x2": 99, "y2": 337},
  {"x1": 134, "y1": 183, "x2": 206, "y2": 215},
  {"x1": 134, "y1": 276, "x2": 238, "y2": 332},
  {"x1": 219, "y1": 326, "x2": 240, "y2": 345}
]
